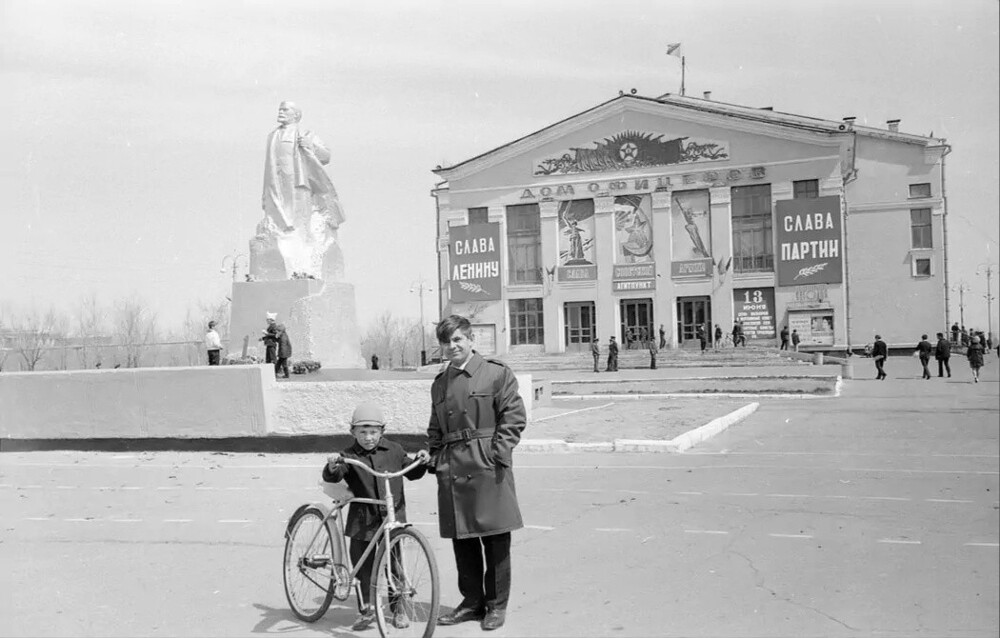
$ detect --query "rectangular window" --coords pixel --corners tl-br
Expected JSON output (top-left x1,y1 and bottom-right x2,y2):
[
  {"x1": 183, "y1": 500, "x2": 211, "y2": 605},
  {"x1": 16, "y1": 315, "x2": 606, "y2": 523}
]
[
  {"x1": 910, "y1": 208, "x2": 932, "y2": 249},
  {"x1": 731, "y1": 184, "x2": 773, "y2": 273},
  {"x1": 793, "y1": 179, "x2": 819, "y2": 199},
  {"x1": 909, "y1": 183, "x2": 932, "y2": 199},
  {"x1": 509, "y1": 298, "x2": 544, "y2": 345},
  {"x1": 913, "y1": 257, "x2": 932, "y2": 277},
  {"x1": 468, "y1": 207, "x2": 488, "y2": 224},
  {"x1": 506, "y1": 204, "x2": 542, "y2": 284}
]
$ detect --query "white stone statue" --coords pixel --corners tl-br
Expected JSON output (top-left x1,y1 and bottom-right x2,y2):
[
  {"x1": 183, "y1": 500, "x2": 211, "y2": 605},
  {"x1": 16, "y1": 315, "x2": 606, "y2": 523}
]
[{"x1": 251, "y1": 101, "x2": 346, "y2": 281}]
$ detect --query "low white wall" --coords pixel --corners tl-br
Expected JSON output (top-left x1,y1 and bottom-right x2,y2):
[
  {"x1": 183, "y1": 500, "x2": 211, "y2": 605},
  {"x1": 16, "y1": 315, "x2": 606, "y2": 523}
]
[
  {"x1": 0, "y1": 365, "x2": 273, "y2": 439},
  {"x1": 0, "y1": 367, "x2": 531, "y2": 440},
  {"x1": 268, "y1": 374, "x2": 533, "y2": 435}
]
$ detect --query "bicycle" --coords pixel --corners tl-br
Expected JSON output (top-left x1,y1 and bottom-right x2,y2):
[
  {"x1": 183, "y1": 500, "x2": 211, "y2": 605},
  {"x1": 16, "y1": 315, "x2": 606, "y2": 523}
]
[{"x1": 283, "y1": 457, "x2": 440, "y2": 637}]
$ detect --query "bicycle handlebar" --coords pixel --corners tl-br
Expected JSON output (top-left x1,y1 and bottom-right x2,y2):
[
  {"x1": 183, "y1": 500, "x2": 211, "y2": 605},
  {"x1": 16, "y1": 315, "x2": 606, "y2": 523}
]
[{"x1": 341, "y1": 456, "x2": 426, "y2": 480}]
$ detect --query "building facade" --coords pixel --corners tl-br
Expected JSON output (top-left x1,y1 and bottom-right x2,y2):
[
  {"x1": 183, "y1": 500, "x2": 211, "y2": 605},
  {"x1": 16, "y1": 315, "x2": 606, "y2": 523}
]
[{"x1": 431, "y1": 94, "x2": 950, "y2": 354}]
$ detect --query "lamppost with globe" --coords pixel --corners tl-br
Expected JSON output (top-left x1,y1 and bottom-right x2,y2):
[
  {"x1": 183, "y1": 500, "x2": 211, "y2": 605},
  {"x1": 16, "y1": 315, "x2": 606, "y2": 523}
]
[
  {"x1": 952, "y1": 281, "x2": 971, "y2": 332},
  {"x1": 976, "y1": 262, "x2": 998, "y2": 347},
  {"x1": 220, "y1": 252, "x2": 248, "y2": 282},
  {"x1": 409, "y1": 280, "x2": 434, "y2": 366}
]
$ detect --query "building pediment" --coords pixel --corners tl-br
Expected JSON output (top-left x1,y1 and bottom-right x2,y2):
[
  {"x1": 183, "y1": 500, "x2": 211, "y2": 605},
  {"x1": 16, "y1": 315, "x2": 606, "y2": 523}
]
[{"x1": 435, "y1": 95, "x2": 851, "y2": 186}]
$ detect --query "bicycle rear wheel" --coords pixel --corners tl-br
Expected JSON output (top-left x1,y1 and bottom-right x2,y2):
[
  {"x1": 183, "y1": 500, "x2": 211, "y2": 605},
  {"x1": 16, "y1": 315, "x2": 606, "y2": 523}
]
[
  {"x1": 283, "y1": 506, "x2": 340, "y2": 622},
  {"x1": 371, "y1": 527, "x2": 439, "y2": 638}
]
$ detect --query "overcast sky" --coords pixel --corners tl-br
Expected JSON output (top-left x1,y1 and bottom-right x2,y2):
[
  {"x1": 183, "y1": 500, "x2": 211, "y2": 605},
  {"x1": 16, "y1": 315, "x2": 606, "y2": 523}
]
[{"x1": 1, "y1": 0, "x2": 997, "y2": 334}]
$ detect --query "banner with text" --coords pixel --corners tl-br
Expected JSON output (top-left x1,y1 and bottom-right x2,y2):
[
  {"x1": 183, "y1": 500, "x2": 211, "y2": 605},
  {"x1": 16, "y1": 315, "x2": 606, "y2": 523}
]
[
  {"x1": 612, "y1": 262, "x2": 656, "y2": 292},
  {"x1": 733, "y1": 287, "x2": 776, "y2": 339},
  {"x1": 449, "y1": 223, "x2": 502, "y2": 302},
  {"x1": 775, "y1": 195, "x2": 843, "y2": 286},
  {"x1": 558, "y1": 199, "x2": 597, "y2": 282}
]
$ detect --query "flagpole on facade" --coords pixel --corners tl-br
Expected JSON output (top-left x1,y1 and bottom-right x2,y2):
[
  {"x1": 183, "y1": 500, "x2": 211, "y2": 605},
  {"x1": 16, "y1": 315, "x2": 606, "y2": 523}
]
[{"x1": 681, "y1": 56, "x2": 686, "y2": 96}]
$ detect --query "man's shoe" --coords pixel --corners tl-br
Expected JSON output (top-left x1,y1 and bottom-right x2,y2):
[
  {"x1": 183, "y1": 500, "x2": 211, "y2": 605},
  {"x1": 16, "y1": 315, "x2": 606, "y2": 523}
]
[
  {"x1": 437, "y1": 605, "x2": 484, "y2": 626},
  {"x1": 351, "y1": 607, "x2": 376, "y2": 631},
  {"x1": 482, "y1": 609, "x2": 506, "y2": 631},
  {"x1": 392, "y1": 611, "x2": 410, "y2": 629}
]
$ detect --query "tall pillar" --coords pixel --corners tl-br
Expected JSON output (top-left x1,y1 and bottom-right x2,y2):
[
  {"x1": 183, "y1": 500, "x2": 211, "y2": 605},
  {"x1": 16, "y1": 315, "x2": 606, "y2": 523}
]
[
  {"x1": 539, "y1": 199, "x2": 561, "y2": 353},
  {"x1": 594, "y1": 195, "x2": 618, "y2": 344},
  {"x1": 650, "y1": 188, "x2": 673, "y2": 346}
]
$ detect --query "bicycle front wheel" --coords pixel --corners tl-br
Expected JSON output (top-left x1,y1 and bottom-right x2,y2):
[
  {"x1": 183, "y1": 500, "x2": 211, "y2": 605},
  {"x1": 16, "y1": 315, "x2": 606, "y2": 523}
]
[
  {"x1": 283, "y1": 506, "x2": 340, "y2": 622},
  {"x1": 371, "y1": 527, "x2": 440, "y2": 638}
]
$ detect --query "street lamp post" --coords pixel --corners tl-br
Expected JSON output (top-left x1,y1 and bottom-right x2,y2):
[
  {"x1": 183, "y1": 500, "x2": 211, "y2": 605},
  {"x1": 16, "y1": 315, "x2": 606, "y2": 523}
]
[
  {"x1": 952, "y1": 281, "x2": 970, "y2": 330},
  {"x1": 410, "y1": 281, "x2": 433, "y2": 366},
  {"x1": 976, "y1": 263, "x2": 998, "y2": 347},
  {"x1": 220, "y1": 252, "x2": 248, "y2": 282}
]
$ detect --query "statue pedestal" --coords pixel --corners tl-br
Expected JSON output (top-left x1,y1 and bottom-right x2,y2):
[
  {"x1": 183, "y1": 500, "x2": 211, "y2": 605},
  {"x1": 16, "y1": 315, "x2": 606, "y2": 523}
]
[{"x1": 229, "y1": 279, "x2": 365, "y2": 369}]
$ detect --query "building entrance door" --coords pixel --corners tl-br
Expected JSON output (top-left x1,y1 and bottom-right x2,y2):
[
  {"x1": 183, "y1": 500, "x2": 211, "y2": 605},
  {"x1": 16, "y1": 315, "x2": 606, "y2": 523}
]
[
  {"x1": 563, "y1": 302, "x2": 596, "y2": 352},
  {"x1": 676, "y1": 296, "x2": 712, "y2": 347},
  {"x1": 619, "y1": 298, "x2": 654, "y2": 350}
]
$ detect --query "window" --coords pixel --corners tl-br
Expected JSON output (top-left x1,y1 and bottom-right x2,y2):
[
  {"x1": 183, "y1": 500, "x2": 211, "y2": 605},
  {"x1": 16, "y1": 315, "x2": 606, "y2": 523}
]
[
  {"x1": 731, "y1": 184, "x2": 773, "y2": 273},
  {"x1": 509, "y1": 298, "x2": 544, "y2": 345},
  {"x1": 506, "y1": 203, "x2": 542, "y2": 284},
  {"x1": 913, "y1": 257, "x2": 932, "y2": 277},
  {"x1": 793, "y1": 179, "x2": 819, "y2": 199},
  {"x1": 910, "y1": 208, "x2": 932, "y2": 249},
  {"x1": 468, "y1": 207, "x2": 488, "y2": 224},
  {"x1": 909, "y1": 183, "x2": 931, "y2": 199}
]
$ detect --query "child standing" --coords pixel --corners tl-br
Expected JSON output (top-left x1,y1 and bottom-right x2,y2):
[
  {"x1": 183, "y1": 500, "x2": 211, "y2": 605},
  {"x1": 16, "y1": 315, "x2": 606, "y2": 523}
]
[
  {"x1": 967, "y1": 336, "x2": 985, "y2": 383},
  {"x1": 322, "y1": 402, "x2": 430, "y2": 631}
]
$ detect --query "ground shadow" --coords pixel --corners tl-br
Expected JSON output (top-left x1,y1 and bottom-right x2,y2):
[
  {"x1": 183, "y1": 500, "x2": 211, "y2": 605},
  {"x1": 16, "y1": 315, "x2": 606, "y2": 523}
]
[{"x1": 250, "y1": 601, "x2": 360, "y2": 636}]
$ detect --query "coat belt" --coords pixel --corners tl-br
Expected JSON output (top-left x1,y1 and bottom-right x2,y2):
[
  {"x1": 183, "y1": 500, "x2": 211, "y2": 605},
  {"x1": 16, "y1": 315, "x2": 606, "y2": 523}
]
[{"x1": 440, "y1": 429, "x2": 493, "y2": 445}]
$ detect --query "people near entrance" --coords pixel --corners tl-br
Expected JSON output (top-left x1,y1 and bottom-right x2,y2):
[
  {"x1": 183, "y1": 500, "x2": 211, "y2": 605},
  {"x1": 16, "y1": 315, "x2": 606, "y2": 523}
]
[
  {"x1": 916, "y1": 334, "x2": 933, "y2": 380},
  {"x1": 591, "y1": 337, "x2": 600, "y2": 373},
  {"x1": 872, "y1": 334, "x2": 888, "y2": 380},
  {"x1": 780, "y1": 325, "x2": 790, "y2": 351},
  {"x1": 322, "y1": 402, "x2": 430, "y2": 632},
  {"x1": 264, "y1": 313, "x2": 292, "y2": 379},
  {"x1": 967, "y1": 335, "x2": 985, "y2": 383},
  {"x1": 659, "y1": 324, "x2": 666, "y2": 349},
  {"x1": 696, "y1": 323, "x2": 707, "y2": 352},
  {"x1": 935, "y1": 332, "x2": 952, "y2": 378},
  {"x1": 260, "y1": 312, "x2": 278, "y2": 364},
  {"x1": 204, "y1": 321, "x2": 223, "y2": 365},
  {"x1": 427, "y1": 314, "x2": 526, "y2": 631},
  {"x1": 732, "y1": 321, "x2": 746, "y2": 348},
  {"x1": 648, "y1": 339, "x2": 658, "y2": 369},
  {"x1": 714, "y1": 325, "x2": 723, "y2": 349},
  {"x1": 951, "y1": 322, "x2": 960, "y2": 344},
  {"x1": 606, "y1": 336, "x2": 619, "y2": 372},
  {"x1": 791, "y1": 329, "x2": 801, "y2": 352},
  {"x1": 370, "y1": 354, "x2": 379, "y2": 370}
]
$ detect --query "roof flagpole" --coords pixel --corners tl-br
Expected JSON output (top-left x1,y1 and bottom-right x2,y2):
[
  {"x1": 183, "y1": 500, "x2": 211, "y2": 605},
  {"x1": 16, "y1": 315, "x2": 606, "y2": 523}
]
[{"x1": 666, "y1": 43, "x2": 684, "y2": 95}]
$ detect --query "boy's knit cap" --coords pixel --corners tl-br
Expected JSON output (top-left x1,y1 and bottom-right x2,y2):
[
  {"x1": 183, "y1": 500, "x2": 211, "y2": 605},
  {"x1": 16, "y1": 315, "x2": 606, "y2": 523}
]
[{"x1": 351, "y1": 402, "x2": 387, "y2": 426}]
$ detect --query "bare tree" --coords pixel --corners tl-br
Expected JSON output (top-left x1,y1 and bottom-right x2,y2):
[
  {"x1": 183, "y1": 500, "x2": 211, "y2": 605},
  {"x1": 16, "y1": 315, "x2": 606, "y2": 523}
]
[
  {"x1": 10, "y1": 308, "x2": 62, "y2": 371},
  {"x1": 75, "y1": 293, "x2": 108, "y2": 369},
  {"x1": 113, "y1": 295, "x2": 158, "y2": 368},
  {"x1": 181, "y1": 298, "x2": 231, "y2": 365}
]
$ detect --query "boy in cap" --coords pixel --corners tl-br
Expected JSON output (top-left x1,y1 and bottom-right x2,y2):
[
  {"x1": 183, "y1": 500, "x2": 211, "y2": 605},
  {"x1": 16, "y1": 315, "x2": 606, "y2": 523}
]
[{"x1": 322, "y1": 402, "x2": 430, "y2": 631}]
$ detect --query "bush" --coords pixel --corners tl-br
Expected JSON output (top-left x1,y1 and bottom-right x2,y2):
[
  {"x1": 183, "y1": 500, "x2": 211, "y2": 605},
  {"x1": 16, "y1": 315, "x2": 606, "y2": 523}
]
[
  {"x1": 291, "y1": 360, "x2": 322, "y2": 375},
  {"x1": 223, "y1": 354, "x2": 263, "y2": 365}
]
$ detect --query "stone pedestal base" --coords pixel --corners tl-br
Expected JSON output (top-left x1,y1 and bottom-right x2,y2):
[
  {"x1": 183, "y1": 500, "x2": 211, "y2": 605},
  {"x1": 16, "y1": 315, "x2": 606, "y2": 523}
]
[{"x1": 229, "y1": 279, "x2": 364, "y2": 369}]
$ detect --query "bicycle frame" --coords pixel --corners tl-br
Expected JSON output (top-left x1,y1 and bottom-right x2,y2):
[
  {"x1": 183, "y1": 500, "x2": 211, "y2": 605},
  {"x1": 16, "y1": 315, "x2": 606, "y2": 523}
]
[{"x1": 291, "y1": 456, "x2": 423, "y2": 603}]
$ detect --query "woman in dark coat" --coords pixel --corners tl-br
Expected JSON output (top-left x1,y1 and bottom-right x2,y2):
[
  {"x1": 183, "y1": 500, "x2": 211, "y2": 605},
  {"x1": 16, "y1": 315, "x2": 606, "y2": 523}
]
[{"x1": 967, "y1": 336, "x2": 985, "y2": 383}]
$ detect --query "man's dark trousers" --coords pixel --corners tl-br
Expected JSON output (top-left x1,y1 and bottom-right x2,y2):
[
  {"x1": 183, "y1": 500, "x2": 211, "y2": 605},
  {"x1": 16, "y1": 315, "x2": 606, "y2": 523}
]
[
  {"x1": 875, "y1": 358, "x2": 886, "y2": 379},
  {"x1": 920, "y1": 356, "x2": 931, "y2": 379},
  {"x1": 938, "y1": 357, "x2": 951, "y2": 377},
  {"x1": 452, "y1": 532, "x2": 511, "y2": 612}
]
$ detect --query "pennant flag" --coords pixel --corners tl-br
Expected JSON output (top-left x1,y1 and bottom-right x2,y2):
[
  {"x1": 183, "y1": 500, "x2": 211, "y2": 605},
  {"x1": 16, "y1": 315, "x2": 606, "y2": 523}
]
[{"x1": 666, "y1": 43, "x2": 682, "y2": 58}]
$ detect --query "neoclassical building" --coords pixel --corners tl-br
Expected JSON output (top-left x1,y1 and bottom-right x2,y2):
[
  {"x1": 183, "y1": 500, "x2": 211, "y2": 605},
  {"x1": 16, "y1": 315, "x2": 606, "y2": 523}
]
[{"x1": 431, "y1": 93, "x2": 950, "y2": 354}]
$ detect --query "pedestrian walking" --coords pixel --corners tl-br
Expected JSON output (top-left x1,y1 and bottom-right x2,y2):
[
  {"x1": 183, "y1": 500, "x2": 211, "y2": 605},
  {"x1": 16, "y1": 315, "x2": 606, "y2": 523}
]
[
  {"x1": 204, "y1": 321, "x2": 222, "y2": 365},
  {"x1": 590, "y1": 337, "x2": 600, "y2": 373},
  {"x1": 791, "y1": 329, "x2": 801, "y2": 352},
  {"x1": 951, "y1": 322, "x2": 960, "y2": 344},
  {"x1": 714, "y1": 325, "x2": 723, "y2": 349},
  {"x1": 428, "y1": 315, "x2": 526, "y2": 631},
  {"x1": 648, "y1": 339, "x2": 658, "y2": 369},
  {"x1": 658, "y1": 324, "x2": 666, "y2": 349},
  {"x1": 696, "y1": 323, "x2": 707, "y2": 352},
  {"x1": 606, "y1": 336, "x2": 619, "y2": 372},
  {"x1": 916, "y1": 334, "x2": 933, "y2": 380},
  {"x1": 934, "y1": 332, "x2": 951, "y2": 378},
  {"x1": 779, "y1": 325, "x2": 790, "y2": 350},
  {"x1": 967, "y1": 335, "x2": 985, "y2": 383},
  {"x1": 872, "y1": 334, "x2": 888, "y2": 380}
]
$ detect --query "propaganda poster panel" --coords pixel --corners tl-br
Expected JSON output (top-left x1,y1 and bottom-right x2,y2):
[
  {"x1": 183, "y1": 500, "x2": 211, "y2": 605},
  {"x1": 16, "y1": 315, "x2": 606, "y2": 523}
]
[
  {"x1": 788, "y1": 311, "x2": 834, "y2": 347},
  {"x1": 449, "y1": 223, "x2": 502, "y2": 302},
  {"x1": 733, "y1": 287, "x2": 776, "y2": 340},
  {"x1": 557, "y1": 199, "x2": 597, "y2": 282},
  {"x1": 671, "y1": 189, "x2": 713, "y2": 278},
  {"x1": 775, "y1": 195, "x2": 843, "y2": 286},
  {"x1": 613, "y1": 194, "x2": 654, "y2": 264}
]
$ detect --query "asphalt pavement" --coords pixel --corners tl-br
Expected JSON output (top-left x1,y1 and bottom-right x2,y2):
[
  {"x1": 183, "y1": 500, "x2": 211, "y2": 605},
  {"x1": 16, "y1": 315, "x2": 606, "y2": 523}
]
[{"x1": 1, "y1": 356, "x2": 997, "y2": 637}]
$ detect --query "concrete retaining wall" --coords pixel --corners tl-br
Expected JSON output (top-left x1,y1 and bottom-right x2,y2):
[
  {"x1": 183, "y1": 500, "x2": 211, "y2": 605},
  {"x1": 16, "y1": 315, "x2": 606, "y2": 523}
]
[
  {"x1": 0, "y1": 365, "x2": 273, "y2": 439},
  {"x1": 0, "y1": 367, "x2": 532, "y2": 440}
]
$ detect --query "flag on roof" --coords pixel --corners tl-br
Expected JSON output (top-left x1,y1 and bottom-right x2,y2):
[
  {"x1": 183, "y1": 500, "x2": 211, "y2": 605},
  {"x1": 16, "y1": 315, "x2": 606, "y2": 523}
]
[{"x1": 666, "y1": 43, "x2": 682, "y2": 58}]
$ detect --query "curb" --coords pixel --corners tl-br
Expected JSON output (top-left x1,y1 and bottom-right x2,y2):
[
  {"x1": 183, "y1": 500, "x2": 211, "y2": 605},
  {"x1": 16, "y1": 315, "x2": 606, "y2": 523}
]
[{"x1": 520, "y1": 401, "x2": 760, "y2": 454}]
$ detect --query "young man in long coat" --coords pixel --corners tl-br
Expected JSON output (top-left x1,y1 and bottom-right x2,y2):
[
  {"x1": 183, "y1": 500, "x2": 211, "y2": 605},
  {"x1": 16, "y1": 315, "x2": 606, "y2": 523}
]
[
  {"x1": 872, "y1": 334, "x2": 888, "y2": 380},
  {"x1": 427, "y1": 315, "x2": 525, "y2": 631},
  {"x1": 934, "y1": 332, "x2": 952, "y2": 378}
]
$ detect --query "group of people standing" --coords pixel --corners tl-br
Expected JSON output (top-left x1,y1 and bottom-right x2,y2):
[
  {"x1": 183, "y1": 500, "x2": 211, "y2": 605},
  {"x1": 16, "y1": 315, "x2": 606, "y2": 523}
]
[{"x1": 871, "y1": 331, "x2": 989, "y2": 383}]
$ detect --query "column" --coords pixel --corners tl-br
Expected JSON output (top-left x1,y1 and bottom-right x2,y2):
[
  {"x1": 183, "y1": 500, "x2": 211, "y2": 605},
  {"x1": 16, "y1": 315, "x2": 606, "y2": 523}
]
[
  {"x1": 651, "y1": 188, "x2": 673, "y2": 346},
  {"x1": 539, "y1": 199, "x2": 561, "y2": 352},
  {"x1": 594, "y1": 195, "x2": 618, "y2": 344}
]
